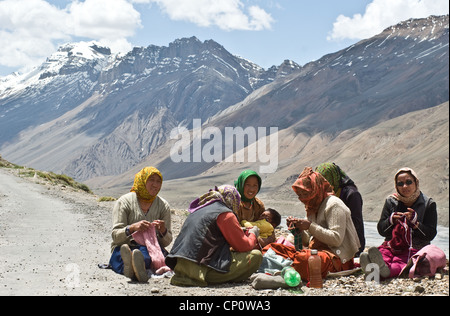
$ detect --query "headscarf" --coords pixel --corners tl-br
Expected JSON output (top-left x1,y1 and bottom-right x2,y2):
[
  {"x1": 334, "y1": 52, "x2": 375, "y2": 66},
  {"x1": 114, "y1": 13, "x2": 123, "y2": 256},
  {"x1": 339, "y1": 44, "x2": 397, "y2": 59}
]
[
  {"x1": 130, "y1": 167, "x2": 163, "y2": 203},
  {"x1": 315, "y1": 163, "x2": 347, "y2": 190},
  {"x1": 188, "y1": 185, "x2": 241, "y2": 214},
  {"x1": 292, "y1": 167, "x2": 334, "y2": 216},
  {"x1": 234, "y1": 170, "x2": 262, "y2": 203},
  {"x1": 391, "y1": 167, "x2": 420, "y2": 206}
]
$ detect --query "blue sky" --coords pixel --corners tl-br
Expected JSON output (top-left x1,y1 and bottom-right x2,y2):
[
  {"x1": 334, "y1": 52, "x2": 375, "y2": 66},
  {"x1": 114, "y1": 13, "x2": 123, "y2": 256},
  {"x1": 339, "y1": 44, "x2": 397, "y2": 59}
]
[{"x1": 0, "y1": 0, "x2": 448, "y2": 77}]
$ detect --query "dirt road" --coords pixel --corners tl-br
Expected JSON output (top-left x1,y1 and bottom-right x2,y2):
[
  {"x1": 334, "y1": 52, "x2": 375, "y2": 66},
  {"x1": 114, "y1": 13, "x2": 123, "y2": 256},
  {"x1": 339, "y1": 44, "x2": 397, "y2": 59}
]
[
  {"x1": 0, "y1": 168, "x2": 256, "y2": 296},
  {"x1": 2, "y1": 170, "x2": 86, "y2": 294},
  {"x1": 0, "y1": 169, "x2": 135, "y2": 295}
]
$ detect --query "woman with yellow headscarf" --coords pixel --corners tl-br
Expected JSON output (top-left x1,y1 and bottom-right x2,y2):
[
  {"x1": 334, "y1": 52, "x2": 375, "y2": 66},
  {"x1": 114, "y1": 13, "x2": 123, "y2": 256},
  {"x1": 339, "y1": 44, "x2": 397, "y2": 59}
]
[{"x1": 109, "y1": 167, "x2": 172, "y2": 282}]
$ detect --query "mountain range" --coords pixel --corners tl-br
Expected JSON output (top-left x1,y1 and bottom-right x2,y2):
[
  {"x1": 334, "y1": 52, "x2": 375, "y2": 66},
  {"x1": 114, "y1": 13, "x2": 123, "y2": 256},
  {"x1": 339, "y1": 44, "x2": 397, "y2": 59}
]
[
  {"x1": 0, "y1": 15, "x2": 448, "y2": 224},
  {"x1": 0, "y1": 37, "x2": 300, "y2": 179}
]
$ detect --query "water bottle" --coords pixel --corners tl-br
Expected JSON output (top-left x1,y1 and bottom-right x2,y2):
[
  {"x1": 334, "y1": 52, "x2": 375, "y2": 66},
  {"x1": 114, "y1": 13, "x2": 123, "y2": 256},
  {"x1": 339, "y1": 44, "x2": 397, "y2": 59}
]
[
  {"x1": 308, "y1": 249, "x2": 323, "y2": 288},
  {"x1": 281, "y1": 266, "x2": 301, "y2": 287}
]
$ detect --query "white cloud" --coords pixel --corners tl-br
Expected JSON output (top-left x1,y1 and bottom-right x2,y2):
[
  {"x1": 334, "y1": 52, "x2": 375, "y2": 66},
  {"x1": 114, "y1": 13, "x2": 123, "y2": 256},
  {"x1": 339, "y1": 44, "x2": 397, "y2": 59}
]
[
  {"x1": 68, "y1": 0, "x2": 141, "y2": 39},
  {"x1": 248, "y1": 5, "x2": 274, "y2": 31},
  {"x1": 148, "y1": 0, "x2": 274, "y2": 31},
  {"x1": 0, "y1": 0, "x2": 68, "y2": 66},
  {"x1": 67, "y1": 0, "x2": 141, "y2": 53},
  {"x1": 328, "y1": 0, "x2": 449, "y2": 41},
  {"x1": 0, "y1": 0, "x2": 141, "y2": 73}
]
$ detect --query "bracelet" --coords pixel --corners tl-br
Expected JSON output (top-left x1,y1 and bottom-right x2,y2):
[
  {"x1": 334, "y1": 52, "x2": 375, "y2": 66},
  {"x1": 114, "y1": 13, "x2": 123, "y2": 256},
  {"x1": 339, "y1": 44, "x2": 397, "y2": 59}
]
[{"x1": 125, "y1": 226, "x2": 131, "y2": 236}]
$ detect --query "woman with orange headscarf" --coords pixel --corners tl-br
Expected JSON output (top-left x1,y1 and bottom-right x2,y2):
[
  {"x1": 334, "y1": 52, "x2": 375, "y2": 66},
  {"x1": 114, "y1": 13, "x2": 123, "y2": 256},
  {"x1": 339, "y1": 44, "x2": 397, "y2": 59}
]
[
  {"x1": 266, "y1": 167, "x2": 360, "y2": 283},
  {"x1": 109, "y1": 167, "x2": 172, "y2": 282}
]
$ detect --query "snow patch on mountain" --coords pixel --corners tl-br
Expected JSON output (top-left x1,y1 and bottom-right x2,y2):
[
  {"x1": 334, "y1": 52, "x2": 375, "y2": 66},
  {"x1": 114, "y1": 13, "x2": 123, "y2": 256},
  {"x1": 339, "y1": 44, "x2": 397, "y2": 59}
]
[{"x1": 0, "y1": 41, "x2": 112, "y2": 97}]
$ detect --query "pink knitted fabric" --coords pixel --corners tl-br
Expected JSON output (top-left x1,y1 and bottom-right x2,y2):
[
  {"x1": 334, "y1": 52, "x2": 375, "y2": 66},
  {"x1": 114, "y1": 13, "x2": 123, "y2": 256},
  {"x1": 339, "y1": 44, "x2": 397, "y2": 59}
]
[{"x1": 132, "y1": 225, "x2": 169, "y2": 274}]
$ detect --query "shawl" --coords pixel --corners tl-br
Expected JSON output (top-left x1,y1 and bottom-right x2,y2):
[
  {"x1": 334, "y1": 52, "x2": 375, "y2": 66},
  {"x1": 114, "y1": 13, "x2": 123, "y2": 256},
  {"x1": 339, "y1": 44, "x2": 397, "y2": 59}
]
[
  {"x1": 188, "y1": 185, "x2": 241, "y2": 214},
  {"x1": 292, "y1": 167, "x2": 334, "y2": 216},
  {"x1": 130, "y1": 167, "x2": 163, "y2": 203},
  {"x1": 391, "y1": 167, "x2": 420, "y2": 206},
  {"x1": 234, "y1": 169, "x2": 262, "y2": 203}
]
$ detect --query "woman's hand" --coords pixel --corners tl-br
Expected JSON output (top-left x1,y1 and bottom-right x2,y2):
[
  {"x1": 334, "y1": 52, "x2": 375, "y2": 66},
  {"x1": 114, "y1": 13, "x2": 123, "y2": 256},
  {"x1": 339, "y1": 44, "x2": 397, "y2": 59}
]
[
  {"x1": 392, "y1": 212, "x2": 404, "y2": 224},
  {"x1": 392, "y1": 208, "x2": 415, "y2": 223},
  {"x1": 129, "y1": 220, "x2": 167, "y2": 236},
  {"x1": 296, "y1": 219, "x2": 311, "y2": 230},
  {"x1": 152, "y1": 220, "x2": 167, "y2": 235},
  {"x1": 286, "y1": 216, "x2": 311, "y2": 230},
  {"x1": 286, "y1": 216, "x2": 299, "y2": 229},
  {"x1": 129, "y1": 220, "x2": 152, "y2": 233},
  {"x1": 404, "y1": 208, "x2": 415, "y2": 221}
]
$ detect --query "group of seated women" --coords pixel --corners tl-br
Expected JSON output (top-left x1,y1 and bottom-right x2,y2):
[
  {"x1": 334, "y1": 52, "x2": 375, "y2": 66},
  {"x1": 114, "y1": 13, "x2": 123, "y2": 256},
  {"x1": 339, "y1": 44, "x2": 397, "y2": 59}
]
[{"x1": 108, "y1": 164, "x2": 444, "y2": 286}]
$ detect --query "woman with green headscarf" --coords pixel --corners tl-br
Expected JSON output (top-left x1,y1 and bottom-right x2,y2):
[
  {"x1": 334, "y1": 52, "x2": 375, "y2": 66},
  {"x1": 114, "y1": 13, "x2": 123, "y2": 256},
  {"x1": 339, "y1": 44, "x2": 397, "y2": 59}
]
[
  {"x1": 315, "y1": 163, "x2": 365, "y2": 256},
  {"x1": 235, "y1": 170, "x2": 277, "y2": 248},
  {"x1": 234, "y1": 169, "x2": 265, "y2": 223}
]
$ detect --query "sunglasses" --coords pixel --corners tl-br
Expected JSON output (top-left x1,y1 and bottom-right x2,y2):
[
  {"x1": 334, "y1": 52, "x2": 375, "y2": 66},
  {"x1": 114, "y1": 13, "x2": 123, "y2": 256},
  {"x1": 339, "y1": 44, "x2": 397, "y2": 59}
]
[{"x1": 397, "y1": 179, "x2": 414, "y2": 187}]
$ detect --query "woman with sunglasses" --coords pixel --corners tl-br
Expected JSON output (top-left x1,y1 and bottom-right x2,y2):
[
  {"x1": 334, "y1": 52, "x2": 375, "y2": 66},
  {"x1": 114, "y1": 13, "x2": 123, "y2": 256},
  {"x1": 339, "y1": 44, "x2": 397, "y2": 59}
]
[
  {"x1": 377, "y1": 167, "x2": 437, "y2": 249},
  {"x1": 360, "y1": 167, "x2": 438, "y2": 279}
]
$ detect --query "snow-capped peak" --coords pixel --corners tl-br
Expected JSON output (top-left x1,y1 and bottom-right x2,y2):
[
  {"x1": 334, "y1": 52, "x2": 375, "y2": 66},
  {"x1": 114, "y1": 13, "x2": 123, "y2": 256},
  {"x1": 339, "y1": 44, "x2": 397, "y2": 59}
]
[
  {"x1": 0, "y1": 41, "x2": 112, "y2": 96},
  {"x1": 41, "y1": 41, "x2": 111, "y2": 74},
  {"x1": 56, "y1": 41, "x2": 111, "y2": 60}
]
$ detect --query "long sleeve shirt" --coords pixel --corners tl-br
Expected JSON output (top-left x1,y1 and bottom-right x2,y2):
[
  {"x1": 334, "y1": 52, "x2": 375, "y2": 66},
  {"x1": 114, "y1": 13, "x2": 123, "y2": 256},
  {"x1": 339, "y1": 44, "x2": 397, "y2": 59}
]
[
  {"x1": 377, "y1": 193, "x2": 437, "y2": 250},
  {"x1": 301, "y1": 195, "x2": 361, "y2": 262},
  {"x1": 111, "y1": 192, "x2": 172, "y2": 252},
  {"x1": 216, "y1": 212, "x2": 258, "y2": 252}
]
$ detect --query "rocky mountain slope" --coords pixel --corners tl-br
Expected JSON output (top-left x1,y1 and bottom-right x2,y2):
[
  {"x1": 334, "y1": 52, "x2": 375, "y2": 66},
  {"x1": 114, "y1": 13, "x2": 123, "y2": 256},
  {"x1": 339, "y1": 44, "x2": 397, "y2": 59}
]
[
  {"x1": 0, "y1": 15, "x2": 448, "y2": 226},
  {"x1": 0, "y1": 37, "x2": 299, "y2": 179},
  {"x1": 85, "y1": 16, "x2": 449, "y2": 225},
  {"x1": 104, "y1": 15, "x2": 448, "y2": 177}
]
